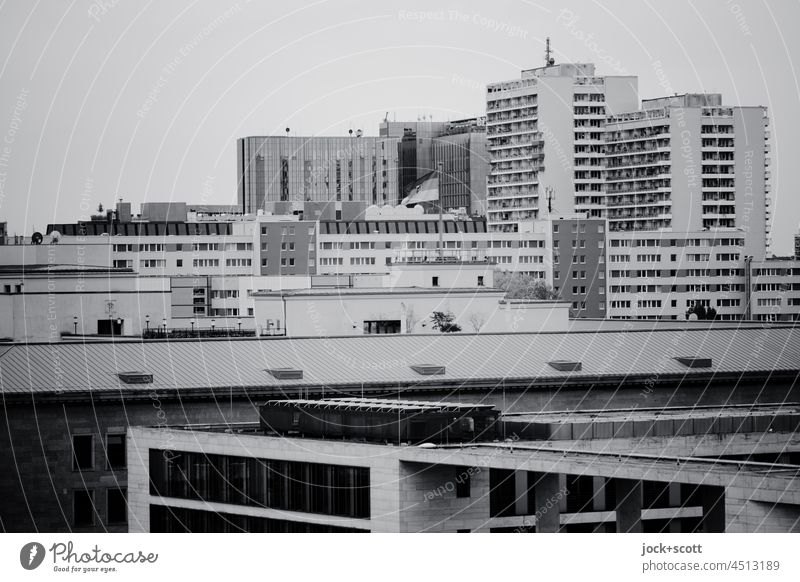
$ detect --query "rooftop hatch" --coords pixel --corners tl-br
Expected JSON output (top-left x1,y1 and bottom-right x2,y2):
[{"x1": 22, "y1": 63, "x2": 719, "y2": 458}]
[
  {"x1": 548, "y1": 360, "x2": 582, "y2": 372},
  {"x1": 117, "y1": 371, "x2": 154, "y2": 384},
  {"x1": 410, "y1": 364, "x2": 446, "y2": 376}
]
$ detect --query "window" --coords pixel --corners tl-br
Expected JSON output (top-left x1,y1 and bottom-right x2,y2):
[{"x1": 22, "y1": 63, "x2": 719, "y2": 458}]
[
  {"x1": 553, "y1": 224, "x2": 559, "y2": 233},
  {"x1": 73, "y1": 435, "x2": 94, "y2": 470},
  {"x1": 107, "y1": 488, "x2": 127, "y2": 524},
  {"x1": 73, "y1": 490, "x2": 95, "y2": 527},
  {"x1": 106, "y1": 434, "x2": 125, "y2": 469},
  {"x1": 432, "y1": 277, "x2": 439, "y2": 287},
  {"x1": 176, "y1": 259, "x2": 183, "y2": 267},
  {"x1": 363, "y1": 320, "x2": 402, "y2": 334},
  {"x1": 477, "y1": 276, "x2": 484, "y2": 287},
  {"x1": 456, "y1": 467, "x2": 471, "y2": 498}
]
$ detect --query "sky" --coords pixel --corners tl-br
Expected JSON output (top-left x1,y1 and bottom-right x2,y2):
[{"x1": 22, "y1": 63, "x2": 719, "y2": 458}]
[{"x1": 0, "y1": 0, "x2": 798, "y2": 254}]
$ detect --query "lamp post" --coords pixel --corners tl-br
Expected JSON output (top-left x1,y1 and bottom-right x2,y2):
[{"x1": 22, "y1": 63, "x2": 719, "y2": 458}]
[
  {"x1": 73, "y1": 316, "x2": 78, "y2": 335},
  {"x1": 211, "y1": 319, "x2": 216, "y2": 332},
  {"x1": 145, "y1": 314, "x2": 150, "y2": 331},
  {"x1": 162, "y1": 318, "x2": 167, "y2": 336},
  {"x1": 190, "y1": 319, "x2": 195, "y2": 333},
  {"x1": 237, "y1": 318, "x2": 242, "y2": 333}
]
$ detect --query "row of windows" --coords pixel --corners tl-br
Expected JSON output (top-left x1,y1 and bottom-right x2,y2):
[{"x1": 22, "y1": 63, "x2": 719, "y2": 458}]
[
  {"x1": 72, "y1": 433, "x2": 126, "y2": 471},
  {"x1": 260, "y1": 225, "x2": 315, "y2": 236},
  {"x1": 73, "y1": 488, "x2": 127, "y2": 527},
  {"x1": 553, "y1": 240, "x2": 604, "y2": 249},
  {"x1": 113, "y1": 243, "x2": 254, "y2": 252},
  {"x1": 608, "y1": 238, "x2": 743, "y2": 248},
  {"x1": 552, "y1": 223, "x2": 605, "y2": 234},
  {"x1": 148, "y1": 449, "x2": 370, "y2": 519}
]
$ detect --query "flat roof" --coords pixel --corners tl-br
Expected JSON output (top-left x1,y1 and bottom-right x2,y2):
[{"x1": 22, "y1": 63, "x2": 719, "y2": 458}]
[
  {"x1": 505, "y1": 403, "x2": 800, "y2": 424},
  {"x1": 252, "y1": 287, "x2": 505, "y2": 297},
  {"x1": 1, "y1": 326, "x2": 798, "y2": 398}
]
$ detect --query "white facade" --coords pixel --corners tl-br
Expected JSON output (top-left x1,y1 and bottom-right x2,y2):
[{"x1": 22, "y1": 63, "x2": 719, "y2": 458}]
[
  {"x1": 605, "y1": 94, "x2": 770, "y2": 259},
  {"x1": 486, "y1": 63, "x2": 638, "y2": 231}
]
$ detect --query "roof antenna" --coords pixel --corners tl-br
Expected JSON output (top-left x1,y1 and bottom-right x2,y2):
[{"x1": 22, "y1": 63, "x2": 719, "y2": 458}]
[{"x1": 545, "y1": 37, "x2": 555, "y2": 66}]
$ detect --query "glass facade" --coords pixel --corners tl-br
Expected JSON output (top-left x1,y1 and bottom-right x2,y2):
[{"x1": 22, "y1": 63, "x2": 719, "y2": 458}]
[{"x1": 149, "y1": 449, "x2": 370, "y2": 519}]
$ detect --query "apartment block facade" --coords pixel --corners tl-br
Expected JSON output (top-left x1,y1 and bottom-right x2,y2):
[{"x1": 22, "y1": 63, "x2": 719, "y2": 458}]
[
  {"x1": 486, "y1": 63, "x2": 638, "y2": 231},
  {"x1": 605, "y1": 93, "x2": 770, "y2": 258}
]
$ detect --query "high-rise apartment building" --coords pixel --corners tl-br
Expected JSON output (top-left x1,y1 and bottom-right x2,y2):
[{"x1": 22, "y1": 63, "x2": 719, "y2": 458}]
[
  {"x1": 486, "y1": 63, "x2": 637, "y2": 231},
  {"x1": 237, "y1": 136, "x2": 400, "y2": 214},
  {"x1": 605, "y1": 93, "x2": 770, "y2": 258}
]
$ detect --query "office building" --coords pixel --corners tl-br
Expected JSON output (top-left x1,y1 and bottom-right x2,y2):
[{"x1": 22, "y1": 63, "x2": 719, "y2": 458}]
[
  {"x1": 2, "y1": 326, "x2": 799, "y2": 532},
  {"x1": 237, "y1": 135, "x2": 400, "y2": 214}
]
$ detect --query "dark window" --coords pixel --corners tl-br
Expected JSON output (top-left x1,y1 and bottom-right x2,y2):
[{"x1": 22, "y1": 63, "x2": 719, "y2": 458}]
[
  {"x1": 363, "y1": 320, "x2": 401, "y2": 334},
  {"x1": 72, "y1": 435, "x2": 94, "y2": 470},
  {"x1": 106, "y1": 434, "x2": 126, "y2": 469},
  {"x1": 432, "y1": 276, "x2": 439, "y2": 287},
  {"x1": 107, "y1": 488, "x2": 127, "y2": 524},
  {"x1": 73, "y1": 490, "x2": 95, "y2": 527},
  {"x1": 176, "y1": 259, "x2": 183, "y2": 267},
  {"x1": 456, "y1": 467, "x2": 471, "y2": 498},
  {"x1": 149, "y1": 449, "x2": 369, "y2": 519},
  {"x1": 477, "y1": 276, "x2": 484, "y2": 287}
]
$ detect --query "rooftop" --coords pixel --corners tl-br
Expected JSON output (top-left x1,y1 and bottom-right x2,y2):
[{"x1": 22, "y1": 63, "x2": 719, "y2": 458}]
[
  {"x1": 1, "y1": 326, "x2": 798, "y2": 398},
  {"x1": 251, "y1": 287, "x2": 505, "y2": 297}
]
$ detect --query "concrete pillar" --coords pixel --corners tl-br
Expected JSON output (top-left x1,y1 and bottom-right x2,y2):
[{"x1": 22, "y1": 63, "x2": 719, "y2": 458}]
[
  {"x1": 700, "y1": 486, "x2": 726, "y2": 533},
  {"x1": 592, "y1": 477, "x2": 606, "y2": 511},
  {"x1": 534, "y1": 472, "x2": 562, "y2": 533},
  {"x1": 615, "y1": 479, "x2": 643, "y2": 533},
  {"x1": 514, "y1": 470, "x2": 529, "y2": 516}
]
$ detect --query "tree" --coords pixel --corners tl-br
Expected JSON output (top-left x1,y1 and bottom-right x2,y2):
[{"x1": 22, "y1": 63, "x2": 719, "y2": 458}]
[
  {"x1": 686, "y1": 303, "x2": 716, "y2": 319},
  {"x1": 467, "y1": 312, "x2": 486, "y2": 333},
  {"x1": 495, "y1": 272, "x2": 559, "y2": 300},
  {"x1": 430, "y1": 311, "x2": 461, "y2": 333}
]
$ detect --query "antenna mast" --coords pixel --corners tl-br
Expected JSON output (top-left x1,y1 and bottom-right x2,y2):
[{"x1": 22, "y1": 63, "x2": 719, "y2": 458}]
[{"x1": 545, "y1": 37, "x2": 555, "y2": 66}]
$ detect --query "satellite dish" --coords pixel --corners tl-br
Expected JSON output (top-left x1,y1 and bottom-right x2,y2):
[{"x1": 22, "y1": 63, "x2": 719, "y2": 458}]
[
  {"x1": 31, "y1": 232, "x2": 43, "y2": 245},
  {"x1": 50, "y1": 230, "x2": 61, "y2": 244}
]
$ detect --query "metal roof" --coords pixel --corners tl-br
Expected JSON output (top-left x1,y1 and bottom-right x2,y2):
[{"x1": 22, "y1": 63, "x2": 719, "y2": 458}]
[
  {"x1": 264, "y1": 397, "x2": 495, "y2": 414},
  {"x1": 0, "y1": 326, "x2": 798, "y2": 398}
]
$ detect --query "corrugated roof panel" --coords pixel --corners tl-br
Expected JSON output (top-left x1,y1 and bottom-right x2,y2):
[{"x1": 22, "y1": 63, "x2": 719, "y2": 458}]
[{"x1": 0, "y1": 327, "x2": 798, "y2": 395}]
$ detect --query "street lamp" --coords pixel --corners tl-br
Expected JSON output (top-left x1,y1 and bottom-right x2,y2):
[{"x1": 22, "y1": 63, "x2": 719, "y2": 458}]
[
  {"x1": 145, "y1": 314, "x2": 150, "y2": 331},
  {"x1": 73, "y1": 316, "x2": 78, "y2": 335},
  {"x1": 211, "y1": 319, "x2": 216, "y2": 332},
  {"x1": 162, "y1": 318, "x2": 167, "y2": 335},
  {"x1": 190, "y1": 319, "x2": 195, "y2": 333},
  {"x1": 237, "y1": 318, "x2": 242, "y2": 333}
]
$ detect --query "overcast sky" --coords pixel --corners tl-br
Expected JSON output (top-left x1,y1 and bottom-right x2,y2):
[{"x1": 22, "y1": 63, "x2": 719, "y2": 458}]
[{"x1": 0, "y1": 0, "x2": 797, "y2": 253}]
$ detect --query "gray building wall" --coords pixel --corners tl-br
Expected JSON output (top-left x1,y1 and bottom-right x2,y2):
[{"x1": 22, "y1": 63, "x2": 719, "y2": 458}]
[
  {"x1": 550, "y1": 217, "x2": 607, "y2": 318},
  {"x1": 258, "y1": 220, "x2": 316, "y2": 276}
]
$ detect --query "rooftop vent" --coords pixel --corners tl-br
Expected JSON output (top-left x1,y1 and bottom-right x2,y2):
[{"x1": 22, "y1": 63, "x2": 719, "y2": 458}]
[
  {"x1": 117, "y1": 371, "x2": 154, "y2": 384},
  {"x1": 674, "y1": 357, "x2": 712, "y2": 368},
  {"x1": 267, "y1": 368, "x2": 304, "y2": 380},
  {"x1": 548, "y1": 360, "x2": 582, "y2": 372},
  {"x1": 410, "y1": 364, "x2": 446, "y2": 376}
]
